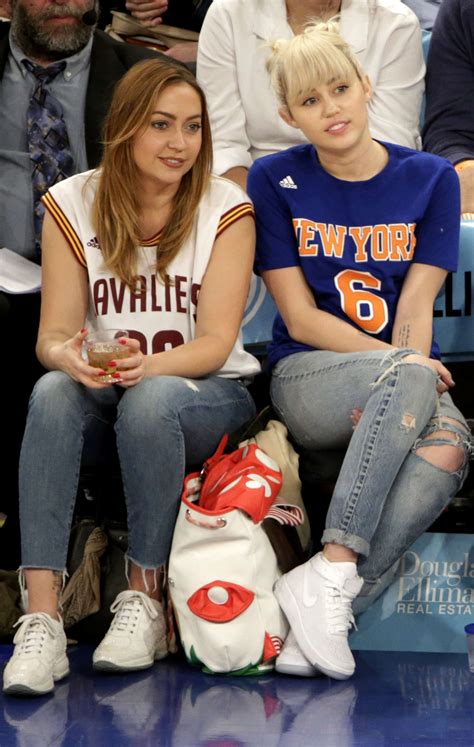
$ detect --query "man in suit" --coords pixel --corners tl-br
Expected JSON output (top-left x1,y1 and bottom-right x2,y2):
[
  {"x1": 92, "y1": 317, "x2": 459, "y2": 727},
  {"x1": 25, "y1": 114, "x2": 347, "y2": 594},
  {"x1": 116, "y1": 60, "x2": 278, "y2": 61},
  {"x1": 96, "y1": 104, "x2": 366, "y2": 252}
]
[{"x1": 0, "y1": 0, "x2": 177, "y2": 568}]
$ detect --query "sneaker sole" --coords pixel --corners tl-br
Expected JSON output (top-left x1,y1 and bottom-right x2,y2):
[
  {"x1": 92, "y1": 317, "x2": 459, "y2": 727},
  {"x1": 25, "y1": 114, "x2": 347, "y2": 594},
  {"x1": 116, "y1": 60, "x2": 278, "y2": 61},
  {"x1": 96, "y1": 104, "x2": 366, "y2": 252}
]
[
  {"x1": 275, "y1": 659, "x2": 321, "y2": 677},
  {"x1": 3, "y1": 658, "x2": 69, "y2": 697},
  {"x1": 93, "y1": 645, "x2": 168, "y2": 672},
  {"x1": 3, "y1": 681, "x2": 56, "y2": 696},
  {"x1": 275, "y1": 576, "x2": 355, "y2": 681},
  {"x1": 93, "y1": 658, "x2": 154, "y2": 672}
]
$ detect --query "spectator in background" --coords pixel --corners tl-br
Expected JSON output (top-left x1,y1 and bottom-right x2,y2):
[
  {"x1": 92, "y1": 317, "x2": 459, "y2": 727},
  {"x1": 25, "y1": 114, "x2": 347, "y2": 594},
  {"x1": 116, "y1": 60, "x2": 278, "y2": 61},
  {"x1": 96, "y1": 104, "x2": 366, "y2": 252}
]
[
  {"x1": 197, "y1": 0, "x2": 425, "y2": 191},
  {"x1": 99, "y1": 0, "x2": 212, "y2": 62},
  {"x1": 0, "y1": 0, "x2": 173, "y2": 568},
  {"x1": 423, "y1": 0, "x2": 474, "y2": 216}
]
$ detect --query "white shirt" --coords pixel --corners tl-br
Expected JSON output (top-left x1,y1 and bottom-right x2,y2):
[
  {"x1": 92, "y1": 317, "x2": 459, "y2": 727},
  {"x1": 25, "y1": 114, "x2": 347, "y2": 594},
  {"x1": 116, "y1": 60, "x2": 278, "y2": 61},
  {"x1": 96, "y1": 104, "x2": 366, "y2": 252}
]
[{"x1": 197, "y1": 0, "x2": 425, "y2": 175}]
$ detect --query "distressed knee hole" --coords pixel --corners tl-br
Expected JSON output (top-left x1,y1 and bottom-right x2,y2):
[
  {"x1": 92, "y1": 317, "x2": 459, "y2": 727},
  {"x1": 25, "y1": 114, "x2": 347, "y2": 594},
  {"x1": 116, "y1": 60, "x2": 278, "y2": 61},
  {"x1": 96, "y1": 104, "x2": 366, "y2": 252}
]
[{"x1": 414, "y1": 429, "x2": 466, "y2": 473}]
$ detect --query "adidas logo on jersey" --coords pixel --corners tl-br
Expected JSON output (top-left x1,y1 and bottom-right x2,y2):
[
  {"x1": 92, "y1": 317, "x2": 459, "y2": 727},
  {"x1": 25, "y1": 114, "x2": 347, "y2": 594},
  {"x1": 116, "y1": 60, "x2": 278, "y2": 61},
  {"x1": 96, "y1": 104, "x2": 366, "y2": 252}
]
[
  {"x1": 87, "y1": 236, "x2": 100, "y2": 249},
  {"x1": 279, "y1": 175, "x2": 298, "y2": 189}
]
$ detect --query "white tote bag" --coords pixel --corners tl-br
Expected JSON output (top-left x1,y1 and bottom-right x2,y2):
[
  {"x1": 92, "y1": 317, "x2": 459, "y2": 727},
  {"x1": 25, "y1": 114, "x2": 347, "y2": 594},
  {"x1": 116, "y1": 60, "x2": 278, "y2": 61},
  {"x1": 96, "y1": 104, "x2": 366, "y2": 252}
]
[{"x1": 168, "y1": 438, "x2": 290, "y2": 674}]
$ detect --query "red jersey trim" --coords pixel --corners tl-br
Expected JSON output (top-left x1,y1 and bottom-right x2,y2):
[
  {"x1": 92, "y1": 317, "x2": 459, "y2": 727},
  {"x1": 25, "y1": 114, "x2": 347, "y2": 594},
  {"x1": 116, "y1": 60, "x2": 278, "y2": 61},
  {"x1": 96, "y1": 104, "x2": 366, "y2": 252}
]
[
  {"x1": 41, "y1": 193, "x2": 87, "y2": 268},
  {"x1": 215, "y1": 202, "x2": 254, "y2": 239}
]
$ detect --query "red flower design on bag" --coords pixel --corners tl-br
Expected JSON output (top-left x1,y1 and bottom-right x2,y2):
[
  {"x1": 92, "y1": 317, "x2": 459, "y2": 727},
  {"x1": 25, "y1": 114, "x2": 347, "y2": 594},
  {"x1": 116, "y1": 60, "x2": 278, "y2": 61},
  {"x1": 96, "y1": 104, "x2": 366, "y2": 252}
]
[{"x1": 187, "y1": 580, "x2": 255, "y2": 622}]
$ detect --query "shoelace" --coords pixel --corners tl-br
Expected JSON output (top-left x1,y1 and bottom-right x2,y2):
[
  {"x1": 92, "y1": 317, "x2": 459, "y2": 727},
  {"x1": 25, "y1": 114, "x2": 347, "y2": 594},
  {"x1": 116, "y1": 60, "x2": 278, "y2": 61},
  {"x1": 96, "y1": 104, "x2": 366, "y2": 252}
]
[
  {"x1": 13, "y1": 613, "x2": 59, "y2": 655},
  {"x1": 109, "y1": 591, "x2": 158, "y2": 633},
  {"x1": 324, "y1": 583, "x2": 357, "y2": 636}
]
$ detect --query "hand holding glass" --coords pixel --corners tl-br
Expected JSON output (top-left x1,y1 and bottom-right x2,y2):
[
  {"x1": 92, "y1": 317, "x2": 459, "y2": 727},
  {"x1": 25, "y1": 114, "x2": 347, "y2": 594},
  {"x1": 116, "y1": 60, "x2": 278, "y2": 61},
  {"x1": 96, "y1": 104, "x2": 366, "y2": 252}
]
[{"x1": 85, "y1": 329, "x2": 131, "y2": 383}]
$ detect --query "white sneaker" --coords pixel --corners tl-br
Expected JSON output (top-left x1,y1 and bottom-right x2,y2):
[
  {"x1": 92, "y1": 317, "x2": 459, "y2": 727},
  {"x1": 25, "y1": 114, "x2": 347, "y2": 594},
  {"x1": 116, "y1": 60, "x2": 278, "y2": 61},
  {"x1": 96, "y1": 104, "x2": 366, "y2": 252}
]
[
  {"x1": 275, "y1": 552, "x2": 363, "y2": 680},
  {"x1": 3, "y1": 613, "x2": 69, "y2": 696},
  {"x1": 275, "y1": 630, "x2": 320, "y2": 677},
  {"x1": 93, "y1": 590, "x2": 168, "y2": 672}
]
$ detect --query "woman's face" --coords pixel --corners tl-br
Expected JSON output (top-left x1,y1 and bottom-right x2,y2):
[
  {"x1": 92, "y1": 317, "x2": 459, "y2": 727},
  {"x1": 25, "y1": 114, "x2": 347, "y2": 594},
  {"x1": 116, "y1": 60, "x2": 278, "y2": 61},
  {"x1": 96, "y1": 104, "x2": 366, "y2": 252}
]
[
  {"x1": 132, "y1": 82, "x2": 203, "y2": 192},
  {"x1": 280, "y1": 71, "x2": 372, "y2": 156}
]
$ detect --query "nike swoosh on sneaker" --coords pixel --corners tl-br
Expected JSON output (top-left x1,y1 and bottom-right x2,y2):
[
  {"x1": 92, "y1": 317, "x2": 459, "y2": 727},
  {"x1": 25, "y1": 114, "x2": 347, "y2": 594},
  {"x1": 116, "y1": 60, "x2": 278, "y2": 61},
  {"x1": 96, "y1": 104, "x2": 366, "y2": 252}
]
[{"x1": 302, "y1": 565, "x2": 320, "y2": 607}]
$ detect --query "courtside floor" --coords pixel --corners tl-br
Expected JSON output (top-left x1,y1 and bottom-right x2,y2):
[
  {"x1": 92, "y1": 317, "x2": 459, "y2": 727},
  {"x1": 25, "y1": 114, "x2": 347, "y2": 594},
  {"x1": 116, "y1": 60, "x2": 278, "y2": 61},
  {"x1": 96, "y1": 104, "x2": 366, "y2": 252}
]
[{"x1": 0, "y1": 646, "x2": 473, "y2": 746}]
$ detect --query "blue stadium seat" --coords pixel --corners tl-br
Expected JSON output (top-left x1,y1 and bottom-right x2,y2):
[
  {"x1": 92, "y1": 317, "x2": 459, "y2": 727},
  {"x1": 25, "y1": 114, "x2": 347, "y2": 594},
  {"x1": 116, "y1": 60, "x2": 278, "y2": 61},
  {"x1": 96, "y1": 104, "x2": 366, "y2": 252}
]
[
  {"x1": 420, "y1": 30, "x2": 431, "y2": 126},
  {"x1": 422, "y1": 29, "x2": 431, "y2": 61}
]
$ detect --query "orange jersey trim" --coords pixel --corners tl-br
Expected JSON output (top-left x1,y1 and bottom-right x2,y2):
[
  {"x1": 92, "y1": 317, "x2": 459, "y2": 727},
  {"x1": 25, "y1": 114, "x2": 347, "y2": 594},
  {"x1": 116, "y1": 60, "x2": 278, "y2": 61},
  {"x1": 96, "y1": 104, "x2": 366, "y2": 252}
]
[
  {"x1": 41, "y1": 193, "x2": 87, "y2": 267},
  {"x1": 215, "y1": 202, "x2": 254, "y2": 239}
]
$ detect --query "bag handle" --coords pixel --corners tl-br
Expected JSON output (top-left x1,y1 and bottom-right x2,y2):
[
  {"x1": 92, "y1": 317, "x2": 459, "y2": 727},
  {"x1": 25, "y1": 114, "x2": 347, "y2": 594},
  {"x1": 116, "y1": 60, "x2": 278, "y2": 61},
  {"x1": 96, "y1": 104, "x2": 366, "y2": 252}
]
[
  {"x1": 185, "y1": 509, "x2": 227, "y2": 529},
  {"x1": 200, "y1": 434, "x2": 229, "y2": 478}
]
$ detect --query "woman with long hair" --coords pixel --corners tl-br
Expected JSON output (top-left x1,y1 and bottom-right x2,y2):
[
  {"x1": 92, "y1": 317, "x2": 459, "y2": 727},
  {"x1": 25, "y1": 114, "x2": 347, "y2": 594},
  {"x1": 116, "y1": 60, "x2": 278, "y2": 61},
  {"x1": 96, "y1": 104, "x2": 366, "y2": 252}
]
[
  {"x1": 247, "y1": 23, "x2": 471, "y2": 680},
  {"x1": 3, "y1": 59, "x2": 259, "y2": 696}
]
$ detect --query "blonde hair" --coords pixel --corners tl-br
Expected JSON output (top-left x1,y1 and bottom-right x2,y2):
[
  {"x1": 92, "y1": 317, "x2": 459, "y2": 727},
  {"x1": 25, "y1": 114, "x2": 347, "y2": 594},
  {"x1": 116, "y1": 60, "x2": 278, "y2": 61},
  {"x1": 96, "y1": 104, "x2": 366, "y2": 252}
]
[
  {"x1": 92, "y1": 59, "x2": 212, "y2": 290},
  {"x1": 267, "y1": 22, "x2": 365, "y2": 108}
]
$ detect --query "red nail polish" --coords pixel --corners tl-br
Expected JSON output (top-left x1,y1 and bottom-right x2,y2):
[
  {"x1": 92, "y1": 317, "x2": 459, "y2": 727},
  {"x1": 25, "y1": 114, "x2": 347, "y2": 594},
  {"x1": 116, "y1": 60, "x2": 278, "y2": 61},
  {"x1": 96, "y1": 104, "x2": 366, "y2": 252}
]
[
  {"x1": 80, "y1": 328, "x2": 87, "y2": 334},
  {"x1": 108, "y1": 360, "x2": 117, "y2": 367},
  {"x1": 112, "y1": 372, "x2": 122, "y2": 379},
  {"x1": 119, "y1": 339, "x2": 127, "y2": 345}
]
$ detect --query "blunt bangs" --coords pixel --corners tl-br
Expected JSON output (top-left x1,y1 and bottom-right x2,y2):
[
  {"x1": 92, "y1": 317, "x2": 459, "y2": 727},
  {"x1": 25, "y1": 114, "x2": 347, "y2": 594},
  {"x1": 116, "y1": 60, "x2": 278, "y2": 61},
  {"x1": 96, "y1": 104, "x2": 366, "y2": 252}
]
[
  {"x1": 285, "y1": 43, "x2": 359, "y2": 105},
  {"x1": 267, "y1": 23, "x2": 365, "y2": 108}
]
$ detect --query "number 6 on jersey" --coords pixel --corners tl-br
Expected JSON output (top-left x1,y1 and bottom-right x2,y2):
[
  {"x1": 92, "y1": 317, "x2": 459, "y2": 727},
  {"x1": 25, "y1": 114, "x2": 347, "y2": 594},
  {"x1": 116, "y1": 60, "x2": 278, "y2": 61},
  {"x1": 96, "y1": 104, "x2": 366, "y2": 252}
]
[{"x1": 334, "y1": 269, "x2": 389, "y2": 334}]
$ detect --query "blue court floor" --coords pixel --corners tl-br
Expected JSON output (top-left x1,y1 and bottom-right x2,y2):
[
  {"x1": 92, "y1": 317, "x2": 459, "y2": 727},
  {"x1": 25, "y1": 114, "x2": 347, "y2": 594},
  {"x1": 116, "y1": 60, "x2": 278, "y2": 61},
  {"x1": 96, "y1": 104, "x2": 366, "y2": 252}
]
[{"x1": 0, "y1": 646, "x2": 473, "y2": 746}]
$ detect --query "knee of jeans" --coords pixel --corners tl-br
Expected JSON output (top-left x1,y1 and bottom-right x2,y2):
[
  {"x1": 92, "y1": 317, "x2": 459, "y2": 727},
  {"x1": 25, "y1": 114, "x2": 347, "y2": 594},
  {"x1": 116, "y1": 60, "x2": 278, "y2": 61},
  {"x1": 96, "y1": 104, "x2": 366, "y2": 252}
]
[
  {"x1": 117, "y1": 376, "x2": 188, "y2": 432},
  {"x1": 30, "y1": 370, "x2": 78, "y2": 409},
  {"x1": 372, "y1": 354, "x2": 437, "y2": 393},
  {"x1": 412, "y1": 416, "x2": 471, "y2": 477}
]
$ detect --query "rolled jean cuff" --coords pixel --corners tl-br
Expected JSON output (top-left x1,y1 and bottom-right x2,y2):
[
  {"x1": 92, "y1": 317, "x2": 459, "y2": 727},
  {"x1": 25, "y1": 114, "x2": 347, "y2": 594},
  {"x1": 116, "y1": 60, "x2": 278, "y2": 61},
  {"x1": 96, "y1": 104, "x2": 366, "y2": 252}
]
[{"x1": 321, "y1": 528, "x2": 370, "y2": 558}]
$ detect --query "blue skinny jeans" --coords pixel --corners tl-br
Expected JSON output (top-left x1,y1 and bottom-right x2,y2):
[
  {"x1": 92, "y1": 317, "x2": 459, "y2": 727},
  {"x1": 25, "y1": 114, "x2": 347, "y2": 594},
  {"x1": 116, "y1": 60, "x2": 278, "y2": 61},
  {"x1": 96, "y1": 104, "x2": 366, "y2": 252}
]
[
  {"x1": 19, "y1": 372, "x2": 256, "y2": 571},
  {"x1": 270, "y1": 348, "x2": 470, "y2": 584}
]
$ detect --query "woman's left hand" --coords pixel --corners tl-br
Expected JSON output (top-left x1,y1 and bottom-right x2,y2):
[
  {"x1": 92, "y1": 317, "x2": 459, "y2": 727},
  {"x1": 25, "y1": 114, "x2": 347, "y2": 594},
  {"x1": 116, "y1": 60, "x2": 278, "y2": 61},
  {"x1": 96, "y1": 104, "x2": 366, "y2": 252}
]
[{"x1": 112, "y1": 337, "x2": 148, "y2": 388}]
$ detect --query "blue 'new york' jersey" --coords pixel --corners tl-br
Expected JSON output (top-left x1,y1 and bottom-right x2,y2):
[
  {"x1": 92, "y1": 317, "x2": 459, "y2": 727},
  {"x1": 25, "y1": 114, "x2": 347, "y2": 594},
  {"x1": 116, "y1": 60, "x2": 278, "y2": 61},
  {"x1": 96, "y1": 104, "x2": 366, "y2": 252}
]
[{"x1": 248, "y1": 141, "x2": 460, "y2": 368}]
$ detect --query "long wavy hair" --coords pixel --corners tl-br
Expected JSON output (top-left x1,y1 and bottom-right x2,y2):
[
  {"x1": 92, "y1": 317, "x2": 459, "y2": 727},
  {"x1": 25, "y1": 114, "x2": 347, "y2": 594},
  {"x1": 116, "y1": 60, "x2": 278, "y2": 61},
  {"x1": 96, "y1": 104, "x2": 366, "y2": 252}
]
[{"x1": 92, "y1": 59, "x2": 213, "y2": 289}]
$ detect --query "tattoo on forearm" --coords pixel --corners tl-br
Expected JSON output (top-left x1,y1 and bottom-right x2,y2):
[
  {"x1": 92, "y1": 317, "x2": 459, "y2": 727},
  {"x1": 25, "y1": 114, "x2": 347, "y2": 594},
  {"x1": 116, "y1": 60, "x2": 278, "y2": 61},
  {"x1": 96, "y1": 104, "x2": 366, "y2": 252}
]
[{"x1": 397, "y1": 324, "x2": 410, "y2": 347}]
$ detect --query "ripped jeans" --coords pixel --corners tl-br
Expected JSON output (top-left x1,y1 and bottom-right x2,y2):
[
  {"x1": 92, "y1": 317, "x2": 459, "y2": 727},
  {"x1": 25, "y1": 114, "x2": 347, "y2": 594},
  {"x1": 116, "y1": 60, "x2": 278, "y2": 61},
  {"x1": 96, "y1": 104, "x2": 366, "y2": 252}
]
[
  {"x1": 19, "y1": 372, "x2": 255, "y2": 572},
  {"x1": 271, "y1": 348, "x2": 471, "y2": 593}
]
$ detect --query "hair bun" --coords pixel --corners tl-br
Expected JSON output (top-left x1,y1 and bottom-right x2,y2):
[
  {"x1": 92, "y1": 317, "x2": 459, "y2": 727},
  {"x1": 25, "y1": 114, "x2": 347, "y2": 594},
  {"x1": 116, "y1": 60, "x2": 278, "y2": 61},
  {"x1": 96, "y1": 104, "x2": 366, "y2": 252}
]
[
  {"x1": 268, "y1": 38, "x2": 289, "y2": 54},
  {"x1": 304, "y1": 20, "x2": 340, "y2": 36}
]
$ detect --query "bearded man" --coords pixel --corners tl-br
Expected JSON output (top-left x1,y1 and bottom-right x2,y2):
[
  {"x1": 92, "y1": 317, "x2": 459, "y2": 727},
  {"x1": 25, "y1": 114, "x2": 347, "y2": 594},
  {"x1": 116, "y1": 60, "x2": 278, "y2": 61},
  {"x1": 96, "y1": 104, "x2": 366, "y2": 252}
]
[{"x1": 0, "y1": 0, "x2": 174, "y2": 568}]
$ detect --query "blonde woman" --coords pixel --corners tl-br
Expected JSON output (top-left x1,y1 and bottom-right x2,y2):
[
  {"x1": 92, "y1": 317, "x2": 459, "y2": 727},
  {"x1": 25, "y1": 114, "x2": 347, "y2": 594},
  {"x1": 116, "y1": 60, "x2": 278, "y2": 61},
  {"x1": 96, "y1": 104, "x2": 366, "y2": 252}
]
[
  {"x1": 248, "y1": 24, "x2": 470, "y2": 680},
  {"x1": 3, "y1": 60, "x2": 259, "y2": 696}
]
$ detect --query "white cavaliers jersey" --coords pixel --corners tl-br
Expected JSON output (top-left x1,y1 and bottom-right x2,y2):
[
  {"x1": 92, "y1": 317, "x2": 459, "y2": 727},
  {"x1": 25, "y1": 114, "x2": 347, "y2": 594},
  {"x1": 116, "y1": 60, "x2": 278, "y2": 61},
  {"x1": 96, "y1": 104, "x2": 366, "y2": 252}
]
[{"x1": 43, "y1": 171, "x2": 260, "y2": 379}]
